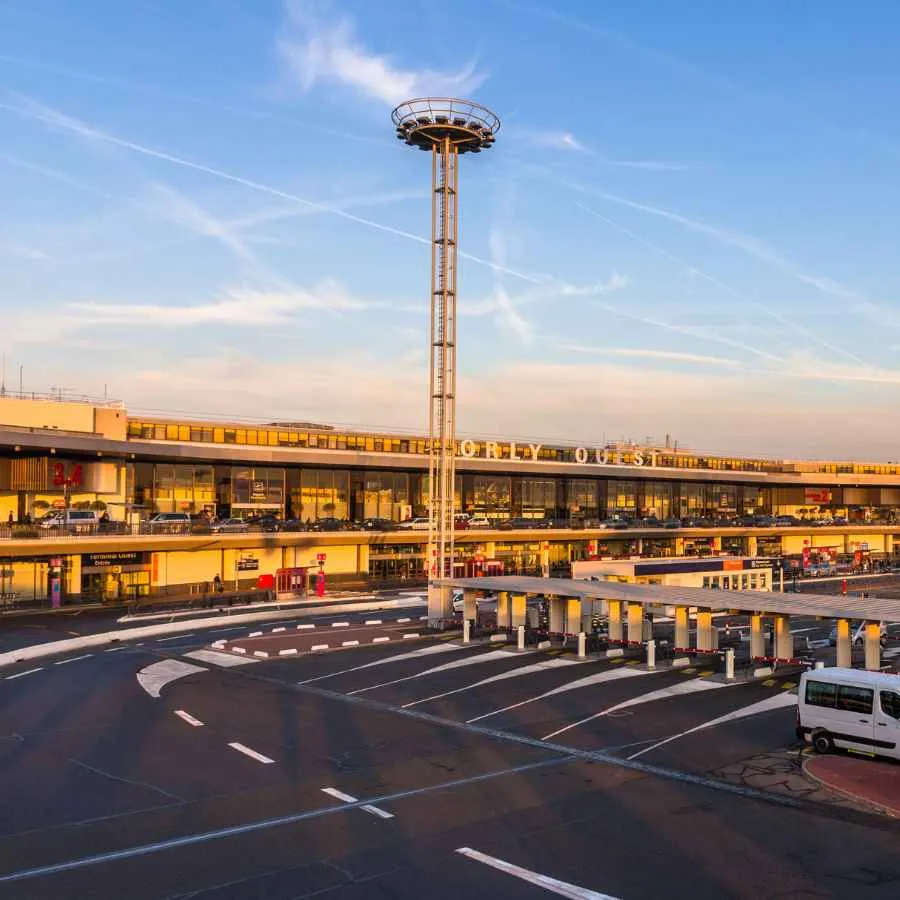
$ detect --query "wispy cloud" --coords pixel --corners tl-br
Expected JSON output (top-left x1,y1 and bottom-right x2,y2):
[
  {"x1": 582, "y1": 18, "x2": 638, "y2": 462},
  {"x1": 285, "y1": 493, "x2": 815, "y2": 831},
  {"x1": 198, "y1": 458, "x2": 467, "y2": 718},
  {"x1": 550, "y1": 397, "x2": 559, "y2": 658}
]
[
  {"x1": 557, "y1": 343, "x2": 742, "y2": 367},
  {"x1": 278, "y1": 0, "x2": 486, "y2": 106}
]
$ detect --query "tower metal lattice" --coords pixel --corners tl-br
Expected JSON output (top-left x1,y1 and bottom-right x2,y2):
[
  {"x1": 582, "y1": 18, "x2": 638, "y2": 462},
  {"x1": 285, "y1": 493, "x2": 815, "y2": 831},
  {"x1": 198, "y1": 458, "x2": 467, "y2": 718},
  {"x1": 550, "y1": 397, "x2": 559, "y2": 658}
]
[{"x1": 392, "y1": 98, "x2": 499, "y2": 590}]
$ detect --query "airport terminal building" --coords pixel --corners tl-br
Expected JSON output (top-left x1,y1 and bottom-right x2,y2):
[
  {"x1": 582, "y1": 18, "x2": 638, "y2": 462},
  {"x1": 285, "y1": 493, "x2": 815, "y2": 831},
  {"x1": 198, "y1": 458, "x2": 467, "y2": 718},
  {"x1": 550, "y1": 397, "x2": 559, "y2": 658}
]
[{"x1": 1, "y1": 394, "x2": 900, "y2": 603}]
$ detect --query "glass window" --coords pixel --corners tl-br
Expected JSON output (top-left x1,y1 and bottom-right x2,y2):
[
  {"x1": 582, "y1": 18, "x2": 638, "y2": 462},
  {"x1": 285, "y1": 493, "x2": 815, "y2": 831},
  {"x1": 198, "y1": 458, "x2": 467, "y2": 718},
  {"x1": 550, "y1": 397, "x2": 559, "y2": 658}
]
[
  {"x1": 805, "y1": 680, "x2": 837, "y2": 708},
  {"x1": 166, "y1": 424, "x2": 179, "y2": 440},
  {"x1": 880, "y1": 691, "x2": 900, "y2": 720},
  {"x1": 178, "y1": 425, "x2": 190, "y2": 441},
  {"x1": 213, "y1": 427, "x2": 224, "y2": 443},
  {"x1": 837, "y1": 685, "x2": 874, "y2": 715}
]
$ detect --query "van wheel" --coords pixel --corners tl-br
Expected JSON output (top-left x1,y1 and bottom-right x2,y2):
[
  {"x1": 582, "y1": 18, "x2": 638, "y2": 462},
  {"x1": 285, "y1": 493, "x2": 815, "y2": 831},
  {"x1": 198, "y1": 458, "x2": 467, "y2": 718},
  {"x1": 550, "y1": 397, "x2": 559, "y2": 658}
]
[{"x1": 812, "y1": 730, "x2": 833, "y2": 754}]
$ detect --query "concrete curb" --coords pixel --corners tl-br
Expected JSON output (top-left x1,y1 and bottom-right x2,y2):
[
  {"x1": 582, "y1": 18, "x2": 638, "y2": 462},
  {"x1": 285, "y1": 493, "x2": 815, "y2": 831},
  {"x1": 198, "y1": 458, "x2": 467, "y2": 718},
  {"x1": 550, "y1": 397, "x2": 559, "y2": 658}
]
[
  {"x1": 802, "y1": 754, "x2": 900, "y2": 818},
  {"x1": 0, "y1": 598, "x2": 425, "y2": 670}
]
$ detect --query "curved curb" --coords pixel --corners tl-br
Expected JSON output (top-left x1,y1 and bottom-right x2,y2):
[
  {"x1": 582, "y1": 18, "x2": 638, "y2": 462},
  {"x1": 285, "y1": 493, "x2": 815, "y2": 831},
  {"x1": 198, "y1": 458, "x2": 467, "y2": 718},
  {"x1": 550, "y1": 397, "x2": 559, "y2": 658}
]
[
  {"x1": 802, "y1": 753, "x2": 900, "y2": 818},
  {"x1": 136, "y1": 660, "x2": 208, "y2": 698}
]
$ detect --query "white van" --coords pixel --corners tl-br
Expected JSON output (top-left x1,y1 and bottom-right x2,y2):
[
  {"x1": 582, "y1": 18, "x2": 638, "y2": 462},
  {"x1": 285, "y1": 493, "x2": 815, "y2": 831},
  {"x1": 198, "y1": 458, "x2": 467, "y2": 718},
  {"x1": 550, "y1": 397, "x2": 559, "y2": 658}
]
[
  {"x1": 39, "y1": 510, "x2": 100, "y2": 533},
  {"x1": 797, "y1": 667, "x2": 900, "y2": 758}
]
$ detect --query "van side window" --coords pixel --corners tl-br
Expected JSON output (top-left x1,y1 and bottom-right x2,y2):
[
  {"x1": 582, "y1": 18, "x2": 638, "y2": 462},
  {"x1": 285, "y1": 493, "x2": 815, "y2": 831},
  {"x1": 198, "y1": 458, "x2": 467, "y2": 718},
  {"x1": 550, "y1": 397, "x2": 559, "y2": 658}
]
[
  {"x1": 837, "y1": 685, "x2": 874, "y2": 715},
  {"x1": 880, "y1": 691, "x2": 900, "y2": 720},
  {"x1": 805, "y1": 680, "x2": 837, "y2": 708}
]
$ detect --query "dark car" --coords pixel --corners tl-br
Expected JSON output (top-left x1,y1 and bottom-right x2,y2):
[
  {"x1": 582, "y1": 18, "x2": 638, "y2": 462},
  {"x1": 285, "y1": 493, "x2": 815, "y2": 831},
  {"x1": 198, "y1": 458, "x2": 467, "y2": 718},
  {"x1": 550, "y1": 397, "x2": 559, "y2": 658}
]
[
  {"x1": 775, "y1": 515, "x2": 798, "y2": 527},
  {"x1": 634, "y1": 517, "x2": 662, "y2": 528},
  {"x1": 312, "y1": 517, "x2": 346, "y2": 532},
  {"x1": 754, "y1": 515, "x2": 776, "y2": 527},
  {"x1": 661, "y1": 517, "x2": 681, "y2": 529},
  {"x1": 735, "y1": 515, "x2": 757, "y2": 527},
  {"x1": 498, "y1": 517, "x2": 537, "y2": 530},
  {"x1": 254, "y1": 514, "x2": 282, "y2": 532},
  {"x1": 360, "y1": 518, "x2": 396, "y2": 531}
]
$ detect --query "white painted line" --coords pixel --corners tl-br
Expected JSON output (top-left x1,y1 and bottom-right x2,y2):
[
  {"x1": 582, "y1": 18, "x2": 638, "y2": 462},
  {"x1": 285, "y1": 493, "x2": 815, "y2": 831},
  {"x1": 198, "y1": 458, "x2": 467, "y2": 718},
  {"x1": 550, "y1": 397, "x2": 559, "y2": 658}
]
[
  {"x1": 456, "y1": 847, "x2": 619, "y2": 899},
  {"x1": 628, "y1": 690, "x2": 798, "y2": 760},
  {"x1": 54, "y1": 654, "x2": 93, "y2": 666},
  {"x1": 397, "y1": 618, "x2": 411, "y2": 624},
  {"x1": 331, "y1": 622, "x2": 350, "y2": 628},
  {"x1": 184, "y1": 649, "x2": 258, "y2": 667},
  {"x1": 271, "y1": 627, "x2": 286, "y2": 633},
  {"x1": 350, "y1": 649, "x2": 520, "y2": 695},
  {"x1": 228, "y1": 742, "x2": 275, "y2": 764},
  {"x1": 156, "y1": 634, "x2": 195, "y2": 642},
  {"x1": 361, "y1": 804, "x2": 395, "y2": 819},
  {"x1": 542, "y1": 677, "x2": 730, "y2": 742},
  {"x1": 297, "y1": 624, "x2": 315, "y2": 630},
  {"x1": 342, "y1": 640, "x2": 360, "y2": 647},
  {"x1": 253, "y1": 651, "x2": 269, "y2": 658},
  {"x1": 419, "y1": 615, "x2": 428, "y2": 620},
  {"x1": 322, "y1": 787, "x2": 357, "y2": 803},
  {"x1": 365, "y1": 619, "x2": 382, "y2": 625},
  {"x1": 372, "y1": 636, "x2": 391, "y2": 643},
  {"x1": 311, "y1": 644, "x2": 329, "y2": 651},
  {"x1": 403, "y1": 657, "x2": 588, "y2": 708},
  {"x1": 174, "y1": 709, "x2": 204, "y2": 727},
  {"x1": 402, "y1": 633, "x2": 420, "y2": 640},
  {"x1": 137, "y1": 660, "x2": 207, "y2": 698},
  {"x1": 232, "y1": 647, "x2": 247, "y2": 654},
  {"x1": 467, "y1": 666, "x2": 653, "y2": 724},
  {"x1": 211, "y1": 640, "x2": 226, "y2": 649},
  {"x1": 279, "y1": 648, "x2": 299, "y2": 656},
  {"x1": 297, "y1": 642, "x2": 465, "y2": 685},
  {"x1": 5, "y1": 667, "x2": 43, "y2": 680},
  {"x1": 104, "y1": 646, "x2": 125, "y2": 653},
  {"x1": 249, "y1": 631, "x2": 263, "y2": 638}
]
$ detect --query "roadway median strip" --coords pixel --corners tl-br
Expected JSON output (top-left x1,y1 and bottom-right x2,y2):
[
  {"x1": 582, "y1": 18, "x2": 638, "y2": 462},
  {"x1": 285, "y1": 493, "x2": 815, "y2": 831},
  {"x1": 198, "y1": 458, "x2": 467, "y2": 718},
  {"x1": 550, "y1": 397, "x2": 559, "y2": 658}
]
[
  {"x1": 228, "y1": 742, "x2": 275, "y2": 764},
  {"x1": 321, "y1": 787, "x2": 394, "y2": 819}
]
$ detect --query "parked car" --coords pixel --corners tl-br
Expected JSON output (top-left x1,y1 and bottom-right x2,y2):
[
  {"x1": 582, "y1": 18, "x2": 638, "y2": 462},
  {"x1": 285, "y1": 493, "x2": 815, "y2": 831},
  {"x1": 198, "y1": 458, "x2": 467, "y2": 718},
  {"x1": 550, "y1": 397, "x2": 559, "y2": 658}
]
[
  {"x1": 311, "y1": 517, "x2": 347, "y2": 532},
  {"x1": 148, "y1": 512, "x2": 192, "y2": 533},
  {"x1": 251, "y1": 514, "x2": 282, "y2": 532},
  {"x1": 397, "y1": 517, "x2": 430, "y2": 531},
  {"x1": 775, "y1": 515, "x2": 798, "y2": 527},
  {"x1": 454, "y1": 515, "x2": 470, "y2": 530},
  {"x1": 735, "y1": 515, "x2": 757, "y2": 527},
  {"x1": 662, "y1": 517, "x2": 682, "y2": 529},
  {"x1": 598, "y1": 518, "x2": 629, "y2": 530},
  {"x1": 210, "y1": 517, "x2": 249, "y2": 534},
  {"x1": 498, "y1": 517, "x2": 538, "y2": 530},
  {"x1": 634, "y1": 517, "x2": 662, "y2": 528},
  {"x1": 359, "y1": 518, "x2": 397, "y2": 531},
  {"x1": 39, "y1": 509, "x2": 99, "y2": 533},
  {"x1": 467, "y1": 515, "x2": 491, "y2": 529},
  {"x1": 754, "y1": 515, "x2": 777, "y2": 527}
]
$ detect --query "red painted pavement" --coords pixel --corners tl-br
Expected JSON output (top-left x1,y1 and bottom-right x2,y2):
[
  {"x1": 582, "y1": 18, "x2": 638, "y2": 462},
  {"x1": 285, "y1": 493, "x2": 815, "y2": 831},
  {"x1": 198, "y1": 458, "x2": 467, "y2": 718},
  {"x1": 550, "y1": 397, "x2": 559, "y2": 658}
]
[{"x1": 806, "y1": 754, "x2": 900, "y2": 815}]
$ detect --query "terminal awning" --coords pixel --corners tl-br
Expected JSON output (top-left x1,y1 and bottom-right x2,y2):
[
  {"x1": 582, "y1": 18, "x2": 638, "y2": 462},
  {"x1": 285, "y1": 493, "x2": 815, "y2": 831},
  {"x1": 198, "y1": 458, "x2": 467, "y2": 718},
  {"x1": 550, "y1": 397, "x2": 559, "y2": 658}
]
[{"x1": 438, "y1": 575, "x2": 900, "y2": 623}]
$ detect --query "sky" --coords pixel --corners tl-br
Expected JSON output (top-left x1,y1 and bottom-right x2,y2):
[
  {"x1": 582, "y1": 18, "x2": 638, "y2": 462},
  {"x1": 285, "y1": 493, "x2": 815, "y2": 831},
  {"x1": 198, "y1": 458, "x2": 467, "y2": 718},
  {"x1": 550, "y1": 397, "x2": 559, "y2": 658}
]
[{"x1": 2, "y1": 0, "x2": 900, "y2": 460}]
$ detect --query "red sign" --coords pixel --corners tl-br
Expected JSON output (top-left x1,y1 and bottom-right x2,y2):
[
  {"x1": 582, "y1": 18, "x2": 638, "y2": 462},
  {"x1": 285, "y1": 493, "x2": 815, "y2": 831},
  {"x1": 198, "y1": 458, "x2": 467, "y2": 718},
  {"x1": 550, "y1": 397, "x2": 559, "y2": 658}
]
[
  {"x1": 316, "y1": 553, "x2": 326, "y2": 563},
  {"x1": 52, "y1": 499, "x2": 66, "y2": 509},
  {"x1": 52, "y1": 462, "x2": 82, "y2": 488},
  {"x1": 804, "y1": 488, "x2": 833, "y2": 504}
]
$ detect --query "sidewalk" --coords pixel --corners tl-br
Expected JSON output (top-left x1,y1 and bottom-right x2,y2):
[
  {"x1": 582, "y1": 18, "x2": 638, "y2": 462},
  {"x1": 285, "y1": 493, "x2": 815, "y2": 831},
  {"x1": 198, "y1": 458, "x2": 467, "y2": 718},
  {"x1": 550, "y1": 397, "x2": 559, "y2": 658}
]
[{"x1": 804, "y1": 753, "x2": 900, "y2": 816}]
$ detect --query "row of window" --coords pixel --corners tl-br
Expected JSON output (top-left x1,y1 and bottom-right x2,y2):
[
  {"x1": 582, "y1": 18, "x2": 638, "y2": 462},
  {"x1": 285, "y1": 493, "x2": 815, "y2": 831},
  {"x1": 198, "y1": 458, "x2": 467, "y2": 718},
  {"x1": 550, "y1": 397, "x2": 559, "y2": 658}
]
[
  {"x1": 127, "y1": 420, "x2": 900, "y2": 476},
  {"x1": 805, "y1": 680, "x2": 900, "y2": 718}
]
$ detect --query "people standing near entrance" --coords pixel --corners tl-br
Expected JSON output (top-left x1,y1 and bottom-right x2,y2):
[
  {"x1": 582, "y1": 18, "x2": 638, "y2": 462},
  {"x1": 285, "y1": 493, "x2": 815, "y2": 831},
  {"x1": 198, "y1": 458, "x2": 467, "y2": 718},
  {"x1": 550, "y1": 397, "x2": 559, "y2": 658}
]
[
  {"x1": 6, "y1": 511, "x2": 12, "y2": 527},
  {"x1": 213, "y1": 574, "x2": 223, "y2": 594}
]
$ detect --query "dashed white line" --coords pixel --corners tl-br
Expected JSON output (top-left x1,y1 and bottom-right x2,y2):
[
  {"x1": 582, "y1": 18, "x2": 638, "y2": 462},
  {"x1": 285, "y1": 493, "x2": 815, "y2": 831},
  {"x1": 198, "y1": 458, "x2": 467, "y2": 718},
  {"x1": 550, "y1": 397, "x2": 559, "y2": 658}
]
[
  {"x1": 361, "y1": 804, "x2": 395, "y2": 819},
  {"x1": 279, "y1": 648, "x2": 298, "y2": 656},
  {"x1": 297, "y1": 624, "x2": 315, "y2": 630},
  {"x1": 456, "y1": 847, "x2": 619, "y2": 899},
  {"x1": 402, "y1": 633, "x2": 420, "y2": 639},
  {"x1": 228, "y1": 742, "x2": 275, "y2": 764},
  {"x1": 311, "y1": 644, "x2": 329, "y2": 651},
  {"x1": 104, "y1": 646, "x2": 125, "y2": 653},
  {"x1": 372, "y1": 636, "x2": 391, "y2": 643},
  {"x1": 321, "y1": 787, "x2": 393, "y2": 819},
  {"x1": 342, "y1": 640, "x2": 360, "y2": 647},
  {"x1": 156, "y1": 634, "x2": 195, "y2": 642},
  {"x1": 253, "y1": 651, "x2": 269, "y2": 658},
  {"x1": 249, "y1": 631, "x2": 263, "y2": 638},
  {"x1": 365, "y1": 619, "x2": 382, "y2": 625},
  {"x1": 54, "y1": 654, "x2": 93, "y2": 666},
  {"x1": 174, "y1": 710, "x2": 204, "y2": 727},
  {"x1": 397, "y1": 618, "x2": 411, "y2": 624},
  {"x1": 331, "y1": 622, "x2": 350, "y2": 628},
  {"x1": 271, "y1": 627, "x2": 286, "y2": 633},
  {"x1": 5, "y1": 667, "x2": 43, "y2": 680}
]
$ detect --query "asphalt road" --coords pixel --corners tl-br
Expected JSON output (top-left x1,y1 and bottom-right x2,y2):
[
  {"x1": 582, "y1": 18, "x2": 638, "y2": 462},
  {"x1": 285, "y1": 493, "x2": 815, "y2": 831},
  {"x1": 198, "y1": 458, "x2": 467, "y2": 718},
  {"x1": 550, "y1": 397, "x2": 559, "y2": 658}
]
[{"x1": 3, "y1": 611, "x2": 900, "y2": 899}]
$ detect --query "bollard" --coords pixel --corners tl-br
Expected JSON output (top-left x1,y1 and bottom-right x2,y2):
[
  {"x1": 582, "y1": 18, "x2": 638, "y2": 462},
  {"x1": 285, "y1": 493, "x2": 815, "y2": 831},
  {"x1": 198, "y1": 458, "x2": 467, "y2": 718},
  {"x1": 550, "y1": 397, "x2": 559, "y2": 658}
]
[
  {"x1": 725, "y1": 647, "x2": 735, "y2": 681},
  {"x1": 517, "y1": 625, "x2": 525, "y2": 651},
  {"x1": 463, "y1": 619, "x2": 470, "y2": 644},
  {"x1": 577, "y1": 632, "x2": 586, "y2": 659},
  {"x1": 646, "y1": 638, "x2": 656, "y2": 670}
]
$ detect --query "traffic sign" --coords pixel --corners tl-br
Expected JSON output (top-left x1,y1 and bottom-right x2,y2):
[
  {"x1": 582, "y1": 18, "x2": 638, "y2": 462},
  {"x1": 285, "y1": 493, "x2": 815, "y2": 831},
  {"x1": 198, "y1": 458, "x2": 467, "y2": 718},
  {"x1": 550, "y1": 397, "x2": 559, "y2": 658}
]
[{"x1": 316, "y1": 552, "x2": 326, "y2": 563}]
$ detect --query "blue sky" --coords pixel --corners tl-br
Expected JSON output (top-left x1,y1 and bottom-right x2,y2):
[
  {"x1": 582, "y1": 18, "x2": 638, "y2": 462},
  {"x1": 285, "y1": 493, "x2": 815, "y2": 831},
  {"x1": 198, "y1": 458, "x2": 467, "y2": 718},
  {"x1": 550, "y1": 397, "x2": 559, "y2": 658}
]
[{"x1": 2, "y1": 0, "x2": 900, "y2": 459}]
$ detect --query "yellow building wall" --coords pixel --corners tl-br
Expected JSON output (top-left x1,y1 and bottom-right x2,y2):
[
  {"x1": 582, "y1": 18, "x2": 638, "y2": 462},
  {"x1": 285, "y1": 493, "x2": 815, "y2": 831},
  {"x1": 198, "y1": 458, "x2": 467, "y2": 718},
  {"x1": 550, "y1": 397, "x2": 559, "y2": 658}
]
[
  {"x1": 781, "y1": 534, "x2": 809, "y2": 554},
  {"x1": 0, "y1": 397, "x2": 96, "y2": 432},
  {"x1": 0, "y1": 492, "x2": 17, "y2": 522},
  {"x1": 847, "y1": 533, "x2": 885, "y2": 552}
]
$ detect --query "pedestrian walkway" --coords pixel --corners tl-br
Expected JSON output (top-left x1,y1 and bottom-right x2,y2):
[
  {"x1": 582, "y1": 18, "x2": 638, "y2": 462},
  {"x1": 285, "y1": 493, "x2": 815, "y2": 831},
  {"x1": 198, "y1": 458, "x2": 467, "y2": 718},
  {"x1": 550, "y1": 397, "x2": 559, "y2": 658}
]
[{"x1": 805, "y1": 753, "x2": 900, "y2": 816}]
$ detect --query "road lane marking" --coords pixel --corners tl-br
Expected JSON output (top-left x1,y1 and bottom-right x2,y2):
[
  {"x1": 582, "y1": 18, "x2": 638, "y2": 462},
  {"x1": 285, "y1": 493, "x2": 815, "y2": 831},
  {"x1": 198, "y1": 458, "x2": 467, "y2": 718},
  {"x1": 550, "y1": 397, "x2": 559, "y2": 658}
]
[
  {"x1": 174, "y1": 710, "x2": 204, "y2": 727},
  {"x1": 365, "y1": 619, "x2": 382, "y2": 625},
  {"x1": 271, "y1": 627, "x2": 286, "y2": 633},
  {"x1": 311, "y1": 644, "x2": 329, "y2": 651},
  {"x1": 156, "y1": 634, "x2": 195, "y2": 642},
  {"x1": 542, "y1": 678, "x2": 730, "y2": 742},
  {"x1": 54, "y1": 654, "x2": 93, "y2": 666},
  {"x1": 249, "y1": 631, "x2": 263, "y2": 637},
  {"x1": 627, "y1": 690, "x2": 798, "y2": 760},
  {"x1": 397, "y1": 617, "x2": 411, "y2": 623},
  {"x1": 456, "y1": 847, "x2": 619, "y2": 899},
  {"x1": 279, "y1": 648, "x2": 298, "y2": 656},
  {"x1": 372, "y1": 636, "x2": 390, "y2": 643},
  {"x1": 342, "y1": 640, "x2": 360, "y2": 647},
  {"x1": 403, "y1": 657, "x2": 587, "y2": 708},
  {"x1": 137, "y1": 660, "x2": 208, "y2": 698},
  {"x1": 104, "y1": 646, "x2": 125, "y2": 652},
  {"x1": 232, "y1": 647, "x2": 247, "y2": 654},
  {"x1": 297, "y1": 624, "x2": 315, "y2": 630},
  {"x1": 228, "y1": 742, "x2": 274, "y2": 764},
  {"x1": 348, "y1": 649, "x2": 522, "y2": 695},
  {"x1": 402, "y1": 633, "x2": 420, "y2": 639},
  {"x1": 253, "y1": 651, "x2": 269, "y2": 658},
  {"x1": 467, "y1": 666, "x2": 652, "y2": 724},
  {"x1": 331, "y1": 622, "x2": 350, "y2": 628},
  {"x1": 5, "y1": 667, "x2": 43, "y2": 680},
  {"x1": 296, "y1": 641, "x2": 465, "y2": 684},
  {"x1": 322, "y1": 787, "x2": 393, "y2": 819}
]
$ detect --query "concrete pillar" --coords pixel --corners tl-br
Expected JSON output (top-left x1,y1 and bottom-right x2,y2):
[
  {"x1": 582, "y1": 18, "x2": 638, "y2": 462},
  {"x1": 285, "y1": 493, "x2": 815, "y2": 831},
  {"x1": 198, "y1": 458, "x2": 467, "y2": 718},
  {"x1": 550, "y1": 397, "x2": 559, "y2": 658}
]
[
  {"x1": 627, "y1": 601, "x2": 644, "y2": 644},
  {"x1": 463, "y1": 588, "x2": 478, "y2": 623},
  {"x1": 463, "y1": 619, "x2": 470, "y2": 643},
  {"x1": 674, "y1": 606, "x2": 689, "y2": 650},
  {"x1": 577, "y1": 632, "x2": 586, "y2": 658},
  {"x1": 608, "y1": 599, "x2": 623, "y2": 642},
  {"x1": 674, "y1": 537, "x2": 685, "y2": 556},
  {"x1": 540, "y1": 543, "x2": 550, "y2": 578},
  {"x1": 497, "y1": 591, "x2": 510, "y2": 630},
  {"x1": 581, "y1": 599, "x2": 595, "y2": 635},
  {"x1": 517, "y1": 625, "x2": 525, "y2": 651},
  {"x1": 746, "y1": 535, "x2": 757, "y2": 557},
  {"x1": 510, "y1": 593, "x2": 526, "y2": 628},
  {"x1": 427, "y1": 583, "x2": 453, "y2": 621},
  {"x1": 751, "y1": 614, "x2": 766, "y2": 659},
  {"x1": 836, "y1": 618, "x2": 852, "y2": 668},
  {"x1": 484, "y1": 541, "x2": 496, "y2": 559},
  {"x1": 566, "y1": 597, "x2": 581, "y2": 635},
  {"x1": 725, "y1": 648, "x2": 735, "y2": 680},
  {"x1": 712, "y1": 536, "x2": 722, "y2": 553},
  {"x1": 646, "y1": 639, "x2": 656, "y2": 670},
  {"x1": 549, "y1": 596, "x2": 566, "y2": 634},
  {"x1": 865, "y1": 622, "x2": 882, "y2": 671},
  {"x1": 696, "y1": 609, "x2": 713, "y2": 651},
  {"x1": 775, "y1": 615, "x2": 793, "y2": 660}
]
